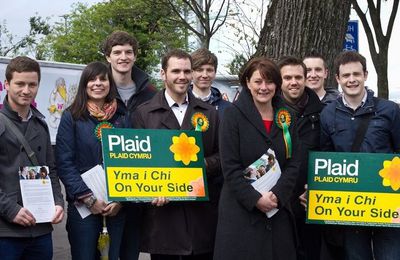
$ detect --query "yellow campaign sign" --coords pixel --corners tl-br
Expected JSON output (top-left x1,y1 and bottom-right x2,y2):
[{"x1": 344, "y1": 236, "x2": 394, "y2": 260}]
[
  {"x1": 308, "y1": 190, "x2": 400, "y2": 225},
  {"x1": 106, "y1": 167, "x2": 205, "y2": 199}
]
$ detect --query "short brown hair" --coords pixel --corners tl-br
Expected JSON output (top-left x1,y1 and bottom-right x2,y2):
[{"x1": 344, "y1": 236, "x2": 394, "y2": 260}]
[
  {"x1": 103, "y1": 31, "x2": 138, "y2": 57},
  {"x1": 161, "y1": 49, "x2": 192, "y2": 71},
  {"x1": 239, "y1": 57, "x2": 282, "y2": 93},
  {"x1": 191, "y1": 48, "x2": 218, "y2": 71},
  {"x1": 5, "y1": 56, "x2": 41, "y2": 82},
  {"x1": 303, "y1": 50, "x2": 328, "y2": 69},
  {"x1": 277, "y1": 56, "x2": 307, "y2": 78},
  {"x1": 334, "y1": 51, "x2": 367, "y2": 76}
]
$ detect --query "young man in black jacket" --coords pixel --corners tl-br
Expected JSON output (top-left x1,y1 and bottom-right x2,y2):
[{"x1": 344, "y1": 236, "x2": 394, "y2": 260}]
[{"x1": 103, "y1": 31, "x2": 157, "y2": 260}]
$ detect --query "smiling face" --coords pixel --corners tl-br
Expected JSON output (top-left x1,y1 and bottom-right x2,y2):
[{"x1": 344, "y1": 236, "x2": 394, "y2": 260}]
[
  {"x1": 161, "y1": 57, "x2": 192, "y2": 101},
  {"x1": 336, "y1": 61, "x2": 367, "y2": 99},
  {"x1": 5, "y1": 71, "x2": 39, "y2": 113},
  {"x1": 247, "y1": 69, "x2": 276, "y2": 107},
  {"x1": 192, "y1": 64, "x2": 216, "y2": 91},
  {"x1": 303, "y1": 57, "x2": 328, "y2": 92},
  {"x1": 86, "y1": 74, "x2": 110, "y2": 105},
  {"x1": 106, "y1": 44, "x2": 136, "y2": 75},
  {"x1": 280, "y1": 65, "x2": 306, "y2": 104}
]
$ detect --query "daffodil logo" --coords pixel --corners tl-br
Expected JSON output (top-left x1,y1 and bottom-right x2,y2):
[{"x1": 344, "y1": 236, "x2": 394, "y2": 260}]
[
  {"x1": 169, "y1": 133, "x2": 200, "y2": 165},
  {"x1": 379, "y1": 157, "x2": 400, "y2": 191}
]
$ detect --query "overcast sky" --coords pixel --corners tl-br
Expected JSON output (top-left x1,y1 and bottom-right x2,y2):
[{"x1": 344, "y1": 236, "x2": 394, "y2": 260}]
[{"x1": 1, "y1": 0, "x2": 400, "y2": 99}]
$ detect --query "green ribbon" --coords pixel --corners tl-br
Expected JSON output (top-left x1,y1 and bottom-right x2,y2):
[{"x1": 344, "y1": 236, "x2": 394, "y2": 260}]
[{"x1": 281, "y1": 121, "x2": 292, "y2": 158}]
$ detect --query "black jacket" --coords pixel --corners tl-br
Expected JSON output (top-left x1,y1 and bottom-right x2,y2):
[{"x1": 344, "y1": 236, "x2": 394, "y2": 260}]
[
  {"x1": 282, "y1": 87, "x2": 323, "y2": 217},
  {"x1": 0, "y1": 97, "x2": 64, "y2": 237},
  {"x1": 116, "y1": 65, "x2": 157, "y2": 126},
  {"x1": 214, "y1": 90, "x2": 302, "y2": 260}
]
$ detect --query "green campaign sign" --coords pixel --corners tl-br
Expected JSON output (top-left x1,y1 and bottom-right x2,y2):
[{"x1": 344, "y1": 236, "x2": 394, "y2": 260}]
[
  {"x1": 307, "y1": 151, "x2": 400, "y2": 227},
  {"x1": 101, "y1": 128, "x2": 208, "y2": 201}
]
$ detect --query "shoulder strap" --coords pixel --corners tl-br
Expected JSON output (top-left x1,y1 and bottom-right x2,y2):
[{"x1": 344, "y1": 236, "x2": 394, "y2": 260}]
[
  {"x1": 351, "y1": 97, "x2": 379, "y2": 152},
  {"x1": 0, "y1": 112, "x2": 39, "y2": 165}
]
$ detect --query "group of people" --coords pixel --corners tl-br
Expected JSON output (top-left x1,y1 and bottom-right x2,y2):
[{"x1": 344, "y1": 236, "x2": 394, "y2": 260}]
[{"x1": 0, "y1": 29, "x2": 399, "y2": 260}]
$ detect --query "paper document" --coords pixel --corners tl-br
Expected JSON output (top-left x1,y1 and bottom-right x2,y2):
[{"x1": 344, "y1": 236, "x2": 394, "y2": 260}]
[
  {"x1": 245, "y1": 149, "x2": 281, "y2": 218},
  {"x1": 20, "y1": 177, "x2": 55, "y2": 223},
  {"x1": 76, "y1": 165, "x2": 109, "y2": 218}
]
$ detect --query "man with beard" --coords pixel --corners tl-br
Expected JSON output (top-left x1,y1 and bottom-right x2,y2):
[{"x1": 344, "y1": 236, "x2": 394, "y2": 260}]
[
  {"x1": 133, "y1": 49, "x2": 220, "y2": 260},
  {"x1": 278, "y1": 56, "x2": 323, "y2": 260}
]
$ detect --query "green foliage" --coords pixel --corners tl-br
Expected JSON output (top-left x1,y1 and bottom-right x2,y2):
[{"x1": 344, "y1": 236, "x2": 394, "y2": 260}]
[
  {"x1": 0, "y1": 16, "x2": 50, "y2": 58},
  {"x1": 227, "y1": 53, "x2": 247, "y2": 75},
  {"x1": 44, "y1": 0, "x2": 187, "y2": 73}
]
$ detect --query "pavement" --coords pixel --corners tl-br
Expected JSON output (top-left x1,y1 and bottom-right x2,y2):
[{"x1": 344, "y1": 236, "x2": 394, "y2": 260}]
[{"x1": 52, "y1": 186, "x2": 150, "y2": 260}]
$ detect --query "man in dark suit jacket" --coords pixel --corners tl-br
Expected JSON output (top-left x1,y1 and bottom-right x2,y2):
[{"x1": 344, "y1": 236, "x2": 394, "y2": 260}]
[{"x1": 132, "y1": 49, "x2": 220, "y2": 260}]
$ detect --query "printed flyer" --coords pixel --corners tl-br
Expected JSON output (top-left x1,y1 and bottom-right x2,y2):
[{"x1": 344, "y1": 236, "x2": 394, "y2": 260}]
[
  {"x1": 307, "y1": 151, "x2": 400, "y2": 227},
  {"x1": 101, "y1": 128, "x2": 208, "y2": 202}
]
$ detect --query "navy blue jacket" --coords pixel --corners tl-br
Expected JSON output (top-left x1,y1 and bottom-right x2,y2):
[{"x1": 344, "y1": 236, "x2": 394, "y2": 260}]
[
  {"x1": 189, "y1": 86, "x2": 231, "y2": 118},
  {"x1": 56, "y1": 106, "x2": 126, "y2": 202},
  {"x1": 320, "y1": 89, "x2": 400, "y2": 153}
]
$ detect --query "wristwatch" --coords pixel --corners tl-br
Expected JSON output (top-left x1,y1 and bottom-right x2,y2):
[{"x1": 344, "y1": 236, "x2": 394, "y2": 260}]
[{"x1": 84, "y1": 195, "x2": 97, "y2": 209}]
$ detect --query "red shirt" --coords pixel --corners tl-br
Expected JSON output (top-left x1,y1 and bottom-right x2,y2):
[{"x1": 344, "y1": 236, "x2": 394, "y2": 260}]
[{"x1": 263, "y1": 120, "x2": 273, "y2": 133}]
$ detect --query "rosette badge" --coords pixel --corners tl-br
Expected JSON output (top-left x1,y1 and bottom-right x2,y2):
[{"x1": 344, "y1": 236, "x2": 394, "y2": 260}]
[
  {"x1": 95, "y1": 122, "x2": 114, "y2": 141},
  {"x1": 275, "y1": 108, "x2": 292, "y2": 158},
  {"x1": 191, "y1": 112, "x2": 209, "y2": 132}
]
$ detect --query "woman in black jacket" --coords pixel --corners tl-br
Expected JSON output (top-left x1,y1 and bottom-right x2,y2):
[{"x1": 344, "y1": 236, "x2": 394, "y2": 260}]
[{"x1": 214, "y1": 57, "x2": 302, "y2": 260}]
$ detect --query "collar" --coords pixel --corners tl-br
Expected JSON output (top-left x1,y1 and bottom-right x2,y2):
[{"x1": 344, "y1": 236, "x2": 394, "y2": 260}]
[
  {"x1": 164, "y1": 90, "x2": 189, "y2": 107},
  {"x1": 191, "y1": 88, "x2": 212, "y2": 102},
  {"x1": 22, "y1": 109, "x2": 33, "y2": 122},
  {"x1": 342, "y1": 88, "x2": 367, "y2": 109},
  {"x1": 2, "y1": 95, "x2": 38, "y2": 122}
]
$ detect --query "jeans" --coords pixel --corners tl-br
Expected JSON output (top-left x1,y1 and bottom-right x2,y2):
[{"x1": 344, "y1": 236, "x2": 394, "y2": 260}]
[
  {"x1": 0, "y1": 233, "x2": 52, "y2": 260},
  {"x1": 66, "y1": 202, "x2": 125, "y2": 260},
  {"x1": 344, "y1": 226, "x2": 400, "y2": 260}
]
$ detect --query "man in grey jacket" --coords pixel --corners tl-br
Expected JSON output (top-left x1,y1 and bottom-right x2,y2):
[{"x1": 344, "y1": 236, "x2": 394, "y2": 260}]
[{"x1": 0, "y1": 56, "x2": 64, "y2": 259}]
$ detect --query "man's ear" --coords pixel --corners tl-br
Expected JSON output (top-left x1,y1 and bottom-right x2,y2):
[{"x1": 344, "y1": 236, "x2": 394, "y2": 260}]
[
  {"x1": 4, "y1": 80, "x2": 9, "y2": 91},
  {"x1": 160, "y1": 69, "x2": 166, "y2": 81}
]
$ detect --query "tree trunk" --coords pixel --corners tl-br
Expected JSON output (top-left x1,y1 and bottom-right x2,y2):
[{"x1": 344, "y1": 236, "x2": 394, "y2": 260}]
[
  {"x1": 255, "y1": 0, "x2": 352, "y2": 89},
  {"x1": 374, "y1": 48, "x2": 389, "y2": 98},
  {"x1": 352, "y1": 0, "x2": 399, "y2": 100}
]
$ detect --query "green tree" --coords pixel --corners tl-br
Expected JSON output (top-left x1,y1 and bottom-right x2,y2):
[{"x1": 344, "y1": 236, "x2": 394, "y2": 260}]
[
  {"x1": 352, "y1": 0, "x2": 399, "y2": 99},
  {"x1": 44, "y1": 0, "x2": 187, "y2": 72},
  {"x1": 0, "y1": 16, "x2": 50, "y2": 58}
]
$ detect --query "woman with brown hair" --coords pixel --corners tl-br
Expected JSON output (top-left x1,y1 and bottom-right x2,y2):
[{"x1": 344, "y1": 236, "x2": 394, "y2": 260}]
[
  {"x1": 214, "y1": 57, "x2": 301, "y2": 260},
  {"x1": 56, "y1": 62, "x2": 126, "y2": 260}
]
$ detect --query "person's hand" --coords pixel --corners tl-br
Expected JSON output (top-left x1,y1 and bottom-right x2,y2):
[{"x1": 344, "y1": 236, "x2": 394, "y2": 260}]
[
  {"x1": 86, "y1": 199, "x2": 107, "y2": 215},
  {"x1": 256, "y1": 191, "x2": 278, "y2": 213},
  {"x1": 12, "y1": 207, "x2": 36, "y2": 227},
  {"x1": 102, "y1": 202, "x2": 122, "y2": 217},
  {"x1": 151, "y1": 197, "x2": 169, "y2": 207},
  {"x1": 52, "y1": 205, "x2": 64, "y2": 224},
  {"x1": 299, "y1": 184, "x2": 308, "y2": 210}
]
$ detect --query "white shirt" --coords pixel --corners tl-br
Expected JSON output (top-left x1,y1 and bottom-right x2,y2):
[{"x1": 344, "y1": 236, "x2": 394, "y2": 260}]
[
  {"x1": 342, "y1": 89, "x2": 368, "y2": 110},
  {"x1": 164, "y1": 91, "x2": 189, "y2": 126},
  {"x1": 191, "y1": 89, "x2": 212, "y2": 102}
]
